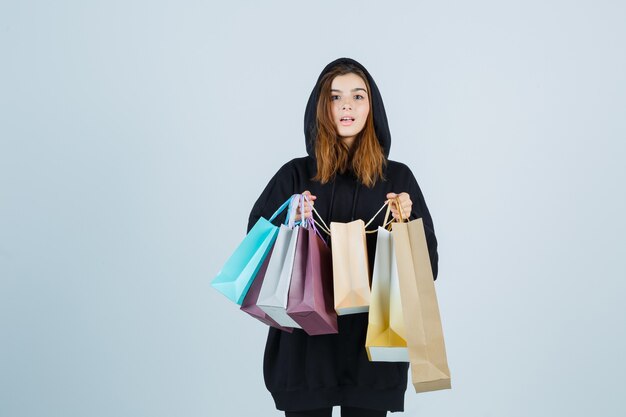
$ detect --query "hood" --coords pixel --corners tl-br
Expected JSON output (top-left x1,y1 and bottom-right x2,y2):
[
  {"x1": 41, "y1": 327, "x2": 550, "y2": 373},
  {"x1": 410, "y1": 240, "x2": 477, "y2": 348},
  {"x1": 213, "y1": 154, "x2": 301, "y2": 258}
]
[{"x1": 303, "y1": 57, "x2": 391, "y2": 160}]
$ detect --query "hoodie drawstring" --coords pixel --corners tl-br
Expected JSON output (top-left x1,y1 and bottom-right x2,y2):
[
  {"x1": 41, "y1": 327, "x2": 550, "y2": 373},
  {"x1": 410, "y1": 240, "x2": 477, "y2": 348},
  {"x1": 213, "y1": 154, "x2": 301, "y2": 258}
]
[
  {"x1": 327, "y1": 175, "x2": 360, "y2": 224},
  {"x1": 350, "y1": 182, "x2": 360, "y2": 222}
]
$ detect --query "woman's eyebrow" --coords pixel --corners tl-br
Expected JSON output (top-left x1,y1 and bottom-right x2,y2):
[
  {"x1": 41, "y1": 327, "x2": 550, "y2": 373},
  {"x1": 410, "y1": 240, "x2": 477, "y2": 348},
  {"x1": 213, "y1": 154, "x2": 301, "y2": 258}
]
[{"x1": 330, "y1": 88, "x2": 368, "y2": 93}]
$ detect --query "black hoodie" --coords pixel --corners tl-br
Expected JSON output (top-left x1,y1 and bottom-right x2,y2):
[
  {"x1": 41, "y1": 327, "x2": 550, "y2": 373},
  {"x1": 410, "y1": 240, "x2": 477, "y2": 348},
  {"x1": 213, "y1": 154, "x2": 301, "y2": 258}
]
[{"x1": 246, "y1": 57, "x2": 439, "y2": 413}]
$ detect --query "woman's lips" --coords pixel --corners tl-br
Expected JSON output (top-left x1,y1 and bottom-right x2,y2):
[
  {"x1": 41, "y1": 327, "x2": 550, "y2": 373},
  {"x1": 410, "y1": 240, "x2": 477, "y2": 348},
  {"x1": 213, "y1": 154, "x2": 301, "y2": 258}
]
[{"x1": 340, "y1": 117, "x2": 355, "y2": 126}]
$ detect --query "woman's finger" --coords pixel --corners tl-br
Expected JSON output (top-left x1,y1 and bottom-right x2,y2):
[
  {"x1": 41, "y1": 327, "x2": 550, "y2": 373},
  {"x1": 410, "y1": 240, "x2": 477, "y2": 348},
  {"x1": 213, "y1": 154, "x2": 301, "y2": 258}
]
[
  {"x1": 302, "y1": 190, "x2": 317, "y2": 200},
  {"x1": 301, "y1": 191, "x2": 316, "y2": 210},
  {"x1": 295, "y1": 209, "x2": 313, "y2": 221},
  {"x1": 296, "y1": 213, "x2": 312, "y2": 220}
]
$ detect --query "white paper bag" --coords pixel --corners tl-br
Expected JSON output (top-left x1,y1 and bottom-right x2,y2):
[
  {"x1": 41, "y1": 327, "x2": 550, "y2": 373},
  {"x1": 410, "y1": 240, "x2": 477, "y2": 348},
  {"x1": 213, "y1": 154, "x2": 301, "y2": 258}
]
[{"x1": 257, "y1": 224, "x2": 301, "y2": 328}]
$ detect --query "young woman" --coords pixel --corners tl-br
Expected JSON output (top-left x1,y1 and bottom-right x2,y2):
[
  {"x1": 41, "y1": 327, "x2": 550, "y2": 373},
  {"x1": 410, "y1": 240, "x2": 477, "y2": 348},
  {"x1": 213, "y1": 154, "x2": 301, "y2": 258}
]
[{"x1": 246, "y1": 57, "x2": 439, "y2": 417}]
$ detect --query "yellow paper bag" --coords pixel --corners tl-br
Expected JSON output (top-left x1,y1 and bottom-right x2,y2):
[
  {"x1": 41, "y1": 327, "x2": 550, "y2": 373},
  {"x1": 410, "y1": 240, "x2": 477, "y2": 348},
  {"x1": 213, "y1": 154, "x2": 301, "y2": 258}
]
[{"x1": 366, "y1": 225, "x2": 409, "y2": 361}]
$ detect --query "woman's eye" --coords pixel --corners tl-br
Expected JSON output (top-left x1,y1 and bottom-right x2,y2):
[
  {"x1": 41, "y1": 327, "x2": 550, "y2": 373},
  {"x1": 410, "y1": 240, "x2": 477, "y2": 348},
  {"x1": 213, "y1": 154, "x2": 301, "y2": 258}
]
[
  {"x1": 331, "y1": 95, "x2": 340, "y2": 101},
  {"x1": 355, "y1": 94, "x2": 364, "y2": 100}
]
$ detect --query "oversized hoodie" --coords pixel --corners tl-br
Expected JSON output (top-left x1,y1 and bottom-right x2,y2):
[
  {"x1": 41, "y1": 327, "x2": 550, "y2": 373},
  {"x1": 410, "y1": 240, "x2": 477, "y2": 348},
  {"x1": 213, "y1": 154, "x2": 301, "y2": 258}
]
[{"x1": 246, "y1": 57, "x2": 439, "y2": 412}]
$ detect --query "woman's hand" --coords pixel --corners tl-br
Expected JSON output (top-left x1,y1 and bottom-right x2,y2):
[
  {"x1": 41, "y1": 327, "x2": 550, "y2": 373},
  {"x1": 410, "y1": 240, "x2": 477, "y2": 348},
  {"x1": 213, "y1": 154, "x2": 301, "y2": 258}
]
[
  {"x1": 386, "y1": 192, "x2": 412, "y2": 221},
  {"x1": 294, "y1": 190, "x2": 317, "y2": 222}
]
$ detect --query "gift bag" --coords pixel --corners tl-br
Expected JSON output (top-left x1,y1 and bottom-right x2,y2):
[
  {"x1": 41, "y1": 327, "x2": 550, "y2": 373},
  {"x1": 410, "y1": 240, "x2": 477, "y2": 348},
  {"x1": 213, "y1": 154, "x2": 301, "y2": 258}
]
[
  {"x1": 286, "y1": 195, "x2": 338, "y2": 335},
  {"x1": 257, "y1": 196, "x2": 302, "y2": 328},
  {"x1": 240, "y1": 243, "x2": 293, "y2": 332},
  {"x1": 365, "y1": 224, "x2": 409, "y2": 362},
  {"x1": 393, "y1": 199, "x2": 451, "y2": 392},
  {"x1": 211, "y1": 197, "x2": 292, "y2": 305},
  {"x1": 330, "y1": 219, "x2": 371, "y2": 315}
]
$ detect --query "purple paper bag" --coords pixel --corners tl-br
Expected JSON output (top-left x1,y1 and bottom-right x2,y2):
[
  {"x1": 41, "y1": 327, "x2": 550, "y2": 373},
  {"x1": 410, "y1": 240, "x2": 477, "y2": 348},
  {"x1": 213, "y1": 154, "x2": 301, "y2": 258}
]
[
  {"x1": 286, "y1": 225, "x2": 338, "y2": 335},
  {"x1": 241, "y1": 244, "x2": 293, "y2": 332}
]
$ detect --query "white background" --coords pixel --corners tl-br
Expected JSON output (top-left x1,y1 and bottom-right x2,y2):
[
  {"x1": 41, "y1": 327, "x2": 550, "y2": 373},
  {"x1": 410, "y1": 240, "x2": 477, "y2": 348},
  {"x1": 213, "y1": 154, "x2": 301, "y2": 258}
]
[{"x1": 1, "y1": 1, "x2": 625, "y2": 416}]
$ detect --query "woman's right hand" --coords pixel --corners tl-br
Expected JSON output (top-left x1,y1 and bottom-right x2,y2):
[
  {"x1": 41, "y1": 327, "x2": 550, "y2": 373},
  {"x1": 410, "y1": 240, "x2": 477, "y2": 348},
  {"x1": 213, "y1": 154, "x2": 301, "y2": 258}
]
[{"x1": 294, "y1": 190, "x2": 317, "y2": 222}]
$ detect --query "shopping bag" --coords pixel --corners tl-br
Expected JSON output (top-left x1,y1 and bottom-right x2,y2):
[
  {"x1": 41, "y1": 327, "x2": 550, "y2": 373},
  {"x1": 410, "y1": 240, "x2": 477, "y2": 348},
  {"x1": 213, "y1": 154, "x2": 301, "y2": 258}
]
[
  {"x1": 393, "y1": 199, "x2": 451, "y2": 392},
  {"x1": 240, "y1": 243, "x2": 293, "y2": 332},
  {"x1": 365, "y1": 225, "x2": 409, "y2": 362},
  {"x1": 257, "y1": 196, "x2": 302, "y2": 328},
  {"x1": 328, "y1": 201, "x2": 392, "y2": 316},
  {"x1": 330, "y1": 219, "x2": 371, "y2": 315},
  {"x1": 211, "y1": 197, "x2": 292, "y2": 305},
  {"x1": 286, "y1": 195, "x2": 338, "y2": 335}
]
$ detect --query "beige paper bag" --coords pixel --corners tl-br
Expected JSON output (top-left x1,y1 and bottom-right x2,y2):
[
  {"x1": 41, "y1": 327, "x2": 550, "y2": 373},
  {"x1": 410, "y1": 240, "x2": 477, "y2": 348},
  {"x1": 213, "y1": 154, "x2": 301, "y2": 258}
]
[
  {"x1": 330, "y1": 220, "x2": 371, "y2": 315},
  {"x1": 393, "y1": 218, "x2": 451, "y2": 393}
]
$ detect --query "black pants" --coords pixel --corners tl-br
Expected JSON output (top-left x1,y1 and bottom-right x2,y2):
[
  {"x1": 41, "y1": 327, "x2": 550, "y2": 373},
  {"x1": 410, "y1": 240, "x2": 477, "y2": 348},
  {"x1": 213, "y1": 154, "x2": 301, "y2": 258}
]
[{"x1": 285, "y1": 406, "x2": 387, "y2": 417}]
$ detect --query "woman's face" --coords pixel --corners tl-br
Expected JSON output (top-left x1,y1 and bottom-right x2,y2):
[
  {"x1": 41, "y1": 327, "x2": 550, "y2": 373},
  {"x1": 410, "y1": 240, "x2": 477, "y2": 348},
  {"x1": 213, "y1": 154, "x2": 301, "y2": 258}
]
[{"x1": 329, "y1": 73, "x2": 370, "y2": 147}]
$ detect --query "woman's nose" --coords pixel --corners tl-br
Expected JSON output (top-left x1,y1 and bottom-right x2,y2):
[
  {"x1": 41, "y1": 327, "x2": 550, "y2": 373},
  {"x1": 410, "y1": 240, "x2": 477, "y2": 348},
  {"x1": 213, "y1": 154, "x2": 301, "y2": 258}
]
[{"x1": 341, "y1": 101, "x2": 352, "y2": 110}]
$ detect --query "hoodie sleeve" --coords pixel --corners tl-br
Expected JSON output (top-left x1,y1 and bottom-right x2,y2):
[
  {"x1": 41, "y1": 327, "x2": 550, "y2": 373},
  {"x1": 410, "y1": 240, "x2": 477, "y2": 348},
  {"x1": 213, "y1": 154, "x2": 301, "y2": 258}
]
[
  {"x1": 246, "y1": 160, "x2": 296, "y2": 234},
  {"x1": 406, "y1": 169, "x2": 439, "y2": 281}
]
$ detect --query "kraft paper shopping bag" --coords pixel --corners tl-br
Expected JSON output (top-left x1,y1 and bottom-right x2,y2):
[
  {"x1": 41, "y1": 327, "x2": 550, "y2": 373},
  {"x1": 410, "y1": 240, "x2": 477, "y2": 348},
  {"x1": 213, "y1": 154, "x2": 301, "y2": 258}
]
[{"x1": 393, "y1": 199, "x2": 451, "y2": 392}]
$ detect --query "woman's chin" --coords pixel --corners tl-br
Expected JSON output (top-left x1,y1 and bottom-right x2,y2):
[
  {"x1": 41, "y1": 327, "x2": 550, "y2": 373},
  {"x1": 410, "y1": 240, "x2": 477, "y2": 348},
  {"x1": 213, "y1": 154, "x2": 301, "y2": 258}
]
[{"x1": 337, "y1": 127, "x2": 362, "y2": 139}]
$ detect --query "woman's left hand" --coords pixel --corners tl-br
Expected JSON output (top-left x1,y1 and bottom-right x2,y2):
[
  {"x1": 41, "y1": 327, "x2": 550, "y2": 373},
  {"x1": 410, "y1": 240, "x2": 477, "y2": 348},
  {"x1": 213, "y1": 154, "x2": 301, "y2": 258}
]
[{"x1": 386, "y1": 192, "x2": 412, "y2": 221}]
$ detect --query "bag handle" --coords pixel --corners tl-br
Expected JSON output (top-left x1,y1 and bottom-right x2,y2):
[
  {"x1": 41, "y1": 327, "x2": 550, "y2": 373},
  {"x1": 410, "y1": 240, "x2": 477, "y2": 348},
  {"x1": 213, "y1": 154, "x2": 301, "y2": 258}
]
[
  {"x1": 364, "y1": 200, "x2": 390, "y2": 232},
  {"x1": 381, "y1": 196, "x2": 407, "y2": 231},
  {"x1": 301, "y1": 194, "x2": 329, "y2": 243},
  {"x1": 382, "y1": 199, "x2": 394, "y2": 230},
  {"x1": 396, "y1": 196, "x2": 408, "y2": 222},
  {"x1": 308, "y1": 199, "x2": 395, "y2": 236},
  {"x1": 287, "y1": 194, "x2": 302, "y2": 228},
  {"x1": 269, "y1": 196, "x2": 295, "y2": 223},
  {"x1": 297, "y1": 194, "x2": 332, "y2": 236},
  {"x1": 296, "y1": 195, "x2": 407, "y2": 237},
  {"x1": 294, "y1": 193, "x2": 315, "y2": 230}
]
